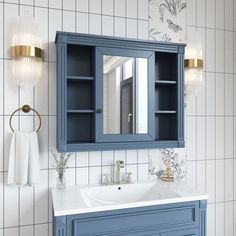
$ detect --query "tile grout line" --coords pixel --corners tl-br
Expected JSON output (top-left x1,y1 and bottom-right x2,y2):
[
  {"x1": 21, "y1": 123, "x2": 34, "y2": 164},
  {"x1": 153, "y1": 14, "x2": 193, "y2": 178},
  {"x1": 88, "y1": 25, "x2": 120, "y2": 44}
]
[
  {"x1": 204, "y1": 0, "x2": 207, "y2": 198},
  {"x1": 195, "y1": 0, "x2": 198, "y2": 189},
  {"x1": 101, "y1": 0, "x2": 102, "y2": 35},
  {"x1": 223, "y1": 0, "x2": 226, "y2": 233},
  {"x1": 33, "y1": 1, "x2": 36, "y2": 235},
  {"x1": 113, "y1": 0, "x2": 115, "y2": 36},
  {"x1": 125, "y1": 0, "x2": 127, "y2": 38},
  {"x1": 88, "y1": 0, "x2": 90, "y2": 34},
  {"x1": 136, "y1": 0, "x2": 138, "y2": 39},
  {"x1": 187, "y1": 24, "x2": 236, "y2": 33},
  {"x1": 17, "y1": 3, "x2": 21, "y2": 236},
  {"x1": 47, "y1": 0, "x2": 50, "y2": 234},
  {"x1": 2, "y1": 1, "x2": 5, "y2": 235},
  {"x1": 74, "y1": 0, "x2": 77, "y2": 188},
  {"x1": 213, "y1": 0, "x2": 217, "y2": 234},
  {"x1": 136, "y1": 149, "x2": 138, "y2": 181},
  {"x1": 233, "y1": 0, "x2": 235, "y2": 233}
]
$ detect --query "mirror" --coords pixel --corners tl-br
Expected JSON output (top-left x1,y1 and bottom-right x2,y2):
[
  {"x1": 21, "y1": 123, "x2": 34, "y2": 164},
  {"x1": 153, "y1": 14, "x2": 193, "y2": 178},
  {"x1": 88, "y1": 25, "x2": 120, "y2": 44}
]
[{"x1": 103, "y1": 55, "x2": 148, "y2": 135}]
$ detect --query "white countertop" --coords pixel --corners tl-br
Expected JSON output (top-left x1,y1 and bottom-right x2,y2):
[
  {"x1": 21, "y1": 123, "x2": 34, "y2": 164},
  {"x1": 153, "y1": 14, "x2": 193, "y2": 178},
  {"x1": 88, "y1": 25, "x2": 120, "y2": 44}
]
[{"x1": 51, "y1": 180, "x2": 208, "y2": 217}]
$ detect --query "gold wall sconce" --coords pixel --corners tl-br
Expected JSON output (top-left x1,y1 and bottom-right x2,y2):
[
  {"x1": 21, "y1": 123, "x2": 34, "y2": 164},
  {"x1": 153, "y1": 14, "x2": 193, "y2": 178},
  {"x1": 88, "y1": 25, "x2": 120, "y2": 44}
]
[
  {"x1": 11, "y1": 16, "x2": 44, "y2": 87},
  {"x1": 184, "y1": 46, "x2": 203, "y2": 105}
]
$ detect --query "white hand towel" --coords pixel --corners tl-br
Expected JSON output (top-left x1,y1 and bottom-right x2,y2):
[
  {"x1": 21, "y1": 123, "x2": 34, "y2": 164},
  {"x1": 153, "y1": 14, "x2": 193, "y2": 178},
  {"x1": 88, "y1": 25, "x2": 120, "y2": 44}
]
[
  {"x1": 7, "y1": 132, "x2": 16, "y2": 185},
  {"x1": 8, "y1": 131, "x2": 40, "y2": 186},
  {"x1": 28, "y1": 132, "x2": 40, "y2": 185}
]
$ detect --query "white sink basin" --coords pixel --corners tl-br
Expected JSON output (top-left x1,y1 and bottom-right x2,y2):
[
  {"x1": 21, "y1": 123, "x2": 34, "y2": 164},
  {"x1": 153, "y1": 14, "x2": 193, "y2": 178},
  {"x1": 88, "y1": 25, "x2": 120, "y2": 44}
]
[
  {"x1": 80, "y1": 182, "x2": 180, "y2": 207},
  {"x1": 51, "y1": 181, "x2": 208, "y2": 216}
]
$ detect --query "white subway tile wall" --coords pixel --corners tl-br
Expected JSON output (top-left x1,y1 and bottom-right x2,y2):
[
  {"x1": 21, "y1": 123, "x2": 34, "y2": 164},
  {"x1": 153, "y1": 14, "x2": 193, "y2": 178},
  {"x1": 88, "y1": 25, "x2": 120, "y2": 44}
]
[
  {"x1": 187, "y1": 0, "x2": 236, "y2": 236},
  {"x1": 0, "y1": 0, "x2": 235, "y2": 236}
]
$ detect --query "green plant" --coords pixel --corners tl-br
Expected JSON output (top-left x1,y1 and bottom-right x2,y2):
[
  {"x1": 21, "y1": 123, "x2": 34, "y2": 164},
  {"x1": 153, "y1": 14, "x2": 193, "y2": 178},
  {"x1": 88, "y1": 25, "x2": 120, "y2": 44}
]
[{"x1": 51, "y1": 149, "x2": 71, "y2": 181}]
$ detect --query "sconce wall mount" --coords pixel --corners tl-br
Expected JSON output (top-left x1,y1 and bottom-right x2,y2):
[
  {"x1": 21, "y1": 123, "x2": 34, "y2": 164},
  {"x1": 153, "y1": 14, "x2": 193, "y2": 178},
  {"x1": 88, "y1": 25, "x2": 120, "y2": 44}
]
[
  {"x1": 184, "y1": 46, "x2": 204, "y2": 106},
  {"x1": 184, "y1": 58, "x2": 203, "y2": 69},
  {"x1": 11, "y1": 45, "x2": 44, "y2": 61},
  {"x1": 10, "y1": 16, "x2": 44, "y2": 87}
]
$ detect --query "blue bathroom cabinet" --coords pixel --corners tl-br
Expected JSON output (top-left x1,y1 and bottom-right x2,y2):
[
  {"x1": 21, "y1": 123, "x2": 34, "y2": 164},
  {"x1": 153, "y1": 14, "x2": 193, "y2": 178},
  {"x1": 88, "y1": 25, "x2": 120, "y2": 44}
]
[
  {"x1": 55, "y1": 32, "x2": 186, "y2": 152},
  {"x1": 53, "y1": 200, "x2": 207, "y2": 236}
]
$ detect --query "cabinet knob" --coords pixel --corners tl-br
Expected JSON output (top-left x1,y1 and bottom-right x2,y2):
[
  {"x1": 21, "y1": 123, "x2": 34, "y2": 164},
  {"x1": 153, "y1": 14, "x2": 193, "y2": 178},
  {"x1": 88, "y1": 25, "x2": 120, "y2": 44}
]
[{"x1": 96, "y1": 108, "x2": 103, "y2": 113}]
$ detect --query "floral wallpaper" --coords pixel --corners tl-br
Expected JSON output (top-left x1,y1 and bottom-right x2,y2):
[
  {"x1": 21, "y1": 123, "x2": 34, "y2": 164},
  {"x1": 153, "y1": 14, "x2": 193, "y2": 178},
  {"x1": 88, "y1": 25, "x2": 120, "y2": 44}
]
[
  {"x1": 149, "y1": 149, "x2": 186, "y2": 182},
  {"x1": 149, "y1": 0, "x2": 187, "y2": 42}
]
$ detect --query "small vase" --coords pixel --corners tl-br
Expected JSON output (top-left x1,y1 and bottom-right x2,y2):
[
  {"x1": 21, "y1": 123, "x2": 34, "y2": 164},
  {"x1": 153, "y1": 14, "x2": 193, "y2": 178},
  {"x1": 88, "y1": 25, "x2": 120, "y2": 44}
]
[{"x1": 57, "y1": 174, "x2": 66, "y2": 189}]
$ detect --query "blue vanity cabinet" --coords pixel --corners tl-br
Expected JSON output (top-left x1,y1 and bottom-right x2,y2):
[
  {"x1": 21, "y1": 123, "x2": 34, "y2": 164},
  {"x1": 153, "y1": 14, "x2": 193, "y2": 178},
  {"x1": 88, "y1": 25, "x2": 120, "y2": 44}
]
[
  {"x1": 53, "y1": 200, "x2": 207, "y2": 236},
  {"x1": 55, "y1": 32, "x2": 186, "y2": 152}
]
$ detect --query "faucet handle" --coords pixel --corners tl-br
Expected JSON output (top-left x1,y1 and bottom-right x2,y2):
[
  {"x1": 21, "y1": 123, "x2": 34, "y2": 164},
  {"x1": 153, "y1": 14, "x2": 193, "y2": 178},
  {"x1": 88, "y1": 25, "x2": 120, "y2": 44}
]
[
  {"x1": 102, "y1": 174, "x2": 110, "y2": 185},
  {"x1": 116, "y1": 160, "x2": 124, "y2": 164},
  {"x1": 126, "y1": 172, "x2": 132, "y2": 184}
]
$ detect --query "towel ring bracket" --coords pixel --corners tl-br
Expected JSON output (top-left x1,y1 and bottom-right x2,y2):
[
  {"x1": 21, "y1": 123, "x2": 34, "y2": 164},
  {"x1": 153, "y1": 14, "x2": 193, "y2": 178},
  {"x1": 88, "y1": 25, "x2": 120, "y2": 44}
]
[{"x1": 9, "y1": 105, "x2": 42, "y2": 132}]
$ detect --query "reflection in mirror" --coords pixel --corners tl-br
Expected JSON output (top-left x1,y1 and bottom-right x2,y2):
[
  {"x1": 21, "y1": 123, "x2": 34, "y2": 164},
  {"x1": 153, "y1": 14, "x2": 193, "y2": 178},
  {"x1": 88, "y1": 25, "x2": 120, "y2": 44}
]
[{"x1": 103, "y1": 55, "x2": 148, "y2": 135}]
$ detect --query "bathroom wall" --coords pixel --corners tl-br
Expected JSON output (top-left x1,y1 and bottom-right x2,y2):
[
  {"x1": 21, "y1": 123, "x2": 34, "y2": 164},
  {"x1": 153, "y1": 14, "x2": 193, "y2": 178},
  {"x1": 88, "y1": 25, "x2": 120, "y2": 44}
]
[
  {"x1": 0, "y1": 0, "x2": 235, "y2": 236},
  {"x1": 185, "y1": 1, "x2": 236, "y2": 236}
]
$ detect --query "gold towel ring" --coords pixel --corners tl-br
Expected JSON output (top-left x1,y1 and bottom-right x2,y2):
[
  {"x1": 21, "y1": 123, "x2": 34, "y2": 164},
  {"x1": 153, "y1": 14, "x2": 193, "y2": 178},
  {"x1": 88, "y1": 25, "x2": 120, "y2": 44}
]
[{"x1": 9, "y1": 105, "x2": 42, "y2": 132}]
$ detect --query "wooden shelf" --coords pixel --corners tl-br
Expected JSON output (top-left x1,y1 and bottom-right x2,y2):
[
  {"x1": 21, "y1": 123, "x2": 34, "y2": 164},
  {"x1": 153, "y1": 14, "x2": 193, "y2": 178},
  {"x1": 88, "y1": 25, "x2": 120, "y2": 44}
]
[
  {"x1": 155, "y1": 110, "x2": 176, "y2": 114},
  {"x1": 67, "y1": 141, "x2": 92, "y2": 144},
  {"x1": 155, "y1": 80, "x2": 176, "y2": 85},
  {"x1": 67, "y1": 109, "x2": 94, "y2": 113},
  {"x1": 67, "y1": 76, "x2": 94, "y2": 81}
]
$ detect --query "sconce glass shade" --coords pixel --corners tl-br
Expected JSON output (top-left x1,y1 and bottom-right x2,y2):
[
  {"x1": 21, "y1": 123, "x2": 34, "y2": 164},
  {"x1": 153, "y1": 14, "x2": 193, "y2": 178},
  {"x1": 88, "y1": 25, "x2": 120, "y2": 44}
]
[
  {"x1": 184, "y1": 47, "x2": 203, "y2": 90},
  {"x1": 11, "y1": 16, "x2": 43, "y2": 87}
]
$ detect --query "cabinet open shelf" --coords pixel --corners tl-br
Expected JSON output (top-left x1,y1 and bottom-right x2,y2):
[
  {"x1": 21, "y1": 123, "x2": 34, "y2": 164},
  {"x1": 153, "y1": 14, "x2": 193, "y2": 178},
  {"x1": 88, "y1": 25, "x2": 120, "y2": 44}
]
[
  {"x1": 67, "y1": 76, "x2": 94, "y2": 81},
  {"x1": 67, "y1": 80, "x2": 94, "y2": 110},
  {"x1": 67, "y1": 113, "x2": 94, "y2": 143},
  {"x1": 155, "y1": 86, "x2": 177, "y2": 111},
  {"x1": 155, "y1": 80, "x2": 176, "y2": 85},
  {"x1": 155, "y1": 113, "x2": 177, "y2": 140},
  {"x1": 67, "y1": 44, "x2": 94, "y2": 77},
  {"x1": 67, "y1": 110, "x2": 94, "y2": 113},
  {"x1": 155, "y1": 52, "x2": 178, "y2": 81},
  {"x1": 155, "y1": 110, "x2": 176, "y2": 114},
  {"x1": 155, "y1": 51, "x2": 178, "y2": 141}
]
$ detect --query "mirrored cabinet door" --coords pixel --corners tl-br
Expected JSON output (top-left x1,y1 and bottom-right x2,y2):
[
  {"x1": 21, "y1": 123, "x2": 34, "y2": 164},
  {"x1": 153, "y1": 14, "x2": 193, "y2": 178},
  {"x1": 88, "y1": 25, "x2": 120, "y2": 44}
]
[
  {"x1": 95, "y1": 47, "x2": 155, "y2": 143},
  {"x1": 103, "y1": 56, "x2": 148, "y2": 135}
]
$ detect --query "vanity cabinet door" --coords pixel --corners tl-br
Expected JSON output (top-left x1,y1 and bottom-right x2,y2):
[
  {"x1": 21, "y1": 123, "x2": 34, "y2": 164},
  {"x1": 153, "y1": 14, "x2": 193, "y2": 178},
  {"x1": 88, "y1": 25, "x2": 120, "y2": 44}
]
[
  {"x1": 162, "y1": 228, "x2": 199, "y2": 236},
  {"x1": 68, "y1": 202, "x2": 199, "y2": 236}
]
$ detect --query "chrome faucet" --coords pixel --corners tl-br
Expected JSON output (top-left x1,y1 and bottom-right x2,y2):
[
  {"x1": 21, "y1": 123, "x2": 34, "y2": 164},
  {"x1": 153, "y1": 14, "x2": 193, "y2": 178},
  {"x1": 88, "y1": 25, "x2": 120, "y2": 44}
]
[{"x1": 115, "y1": 160, "x2": 124, "y2": 184}]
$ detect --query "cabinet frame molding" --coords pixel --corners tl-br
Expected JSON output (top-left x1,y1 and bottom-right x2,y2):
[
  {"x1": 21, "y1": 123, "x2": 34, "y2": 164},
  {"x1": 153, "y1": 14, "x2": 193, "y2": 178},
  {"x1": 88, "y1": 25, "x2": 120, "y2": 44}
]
[{"x1": 95, "y1": 47, "x2": 155, "y2": 143}]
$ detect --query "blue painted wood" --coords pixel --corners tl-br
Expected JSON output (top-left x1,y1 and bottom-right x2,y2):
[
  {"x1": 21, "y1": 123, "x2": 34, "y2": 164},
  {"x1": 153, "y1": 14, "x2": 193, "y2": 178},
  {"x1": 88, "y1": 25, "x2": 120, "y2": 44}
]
[
  {"x1": 199, "y1": 200, "x2": 207, "y2": 236},
  {"x1": 55, "y1": 32, "x2": 185, "y2": 53},
  {"x1": 67, "y1": 76, "x2": 94, "y2": 81},
  {"x1": 54, "y1": 216, "x2": 66, "y2": 236},
  {"x1": 155, "y1": 111, "x2": 177, "y2": 114},
  {"x1": 55, "y1": 31, "x2": 186, "y2": 152},
  {"x1": 162, "y1": 228, "x2": 199, "y2": 236},
  {"x1": 155, "y1": 80, "x2": 177, "y2": 85},
  {"x1": 177, "y1": 51, "x2": 185, "y2": 146},
  {"x1": 67, "y1": 110, "x2": 94, "y2": 113},
  {"x1": 57, "y1": 42, "x2": 67, "y2": 151},
  {"x1": 148, "y1": 52, "x2": 156, "y2": 140},
  {"x1": 53, "y1": 200, "x2": 207, "y2": 236},
  {"x1": 61, "y1": 140, "x2": 184, "y2": 152}
]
